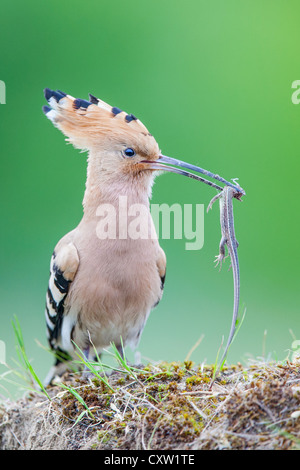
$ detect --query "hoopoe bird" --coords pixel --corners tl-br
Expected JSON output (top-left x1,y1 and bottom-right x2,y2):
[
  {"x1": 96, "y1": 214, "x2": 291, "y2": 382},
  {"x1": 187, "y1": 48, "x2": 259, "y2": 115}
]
[{"x1": 43, "y1": 88, "x2": 242, "y2": 385}]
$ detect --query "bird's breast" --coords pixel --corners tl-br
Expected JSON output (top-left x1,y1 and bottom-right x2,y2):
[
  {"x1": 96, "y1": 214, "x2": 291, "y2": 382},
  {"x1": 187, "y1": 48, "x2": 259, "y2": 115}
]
[{"x1": 67, "y1": 228, "x2": 162, "y2": 337}]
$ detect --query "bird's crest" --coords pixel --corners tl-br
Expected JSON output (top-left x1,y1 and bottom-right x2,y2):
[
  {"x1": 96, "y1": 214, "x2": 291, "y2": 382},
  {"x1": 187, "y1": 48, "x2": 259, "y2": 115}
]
[{"x1": 43, "y1": 88, "x2": 154, "y2": 152}]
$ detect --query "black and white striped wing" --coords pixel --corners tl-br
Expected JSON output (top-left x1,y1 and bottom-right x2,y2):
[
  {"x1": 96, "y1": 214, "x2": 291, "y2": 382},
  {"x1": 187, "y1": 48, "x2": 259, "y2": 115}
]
[{"x1": 45, "y1": 242, "x2": 79, "y2": 355}]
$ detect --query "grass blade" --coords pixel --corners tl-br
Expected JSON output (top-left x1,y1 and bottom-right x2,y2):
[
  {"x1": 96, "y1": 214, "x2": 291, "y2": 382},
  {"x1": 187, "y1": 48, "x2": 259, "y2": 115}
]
[
  {"x1": 71, "y1": 341, "x2": 115, "y2": 392},
  {"x1": 11, "y1": 316, "x2": 51, "y2": 400},
  {"x1": 59, "y1": 383, "x2": 95, "y2": 420}
]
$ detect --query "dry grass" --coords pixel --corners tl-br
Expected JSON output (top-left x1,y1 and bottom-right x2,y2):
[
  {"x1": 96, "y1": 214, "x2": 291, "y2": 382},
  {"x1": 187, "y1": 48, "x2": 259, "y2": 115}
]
[{"x1": 1, "y1": 358, "x2": 300, "y2": 450}]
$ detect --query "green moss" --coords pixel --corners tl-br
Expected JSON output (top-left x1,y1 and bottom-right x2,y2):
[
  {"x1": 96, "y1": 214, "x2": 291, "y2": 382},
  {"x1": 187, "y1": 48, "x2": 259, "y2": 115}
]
[
  {"x1": 116, "y1": 377, "x2": 125, "y2": 385},
  {"x1": 4, "y1": 360, "x2": 300, "y2": 450}
]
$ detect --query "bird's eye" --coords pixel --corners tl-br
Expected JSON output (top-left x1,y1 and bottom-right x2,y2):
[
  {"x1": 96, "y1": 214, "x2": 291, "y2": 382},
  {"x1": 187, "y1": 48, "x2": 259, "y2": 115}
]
[{"x1": 123, "y1": 148, "x2": 136, "y2": 158}]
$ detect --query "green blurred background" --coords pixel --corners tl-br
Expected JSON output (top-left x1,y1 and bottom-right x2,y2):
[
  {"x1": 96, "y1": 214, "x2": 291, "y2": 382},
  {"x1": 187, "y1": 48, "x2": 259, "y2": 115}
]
[{"x1": 1, "y1": 0, "x2": 299, "y2": 397}]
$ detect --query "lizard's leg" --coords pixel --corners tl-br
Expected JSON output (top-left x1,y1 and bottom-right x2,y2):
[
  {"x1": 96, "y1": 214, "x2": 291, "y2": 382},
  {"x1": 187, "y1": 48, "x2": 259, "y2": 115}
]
[
  {"x1": 215, "y1": 236, "x2": 228, "y2": 270},
  {"x1": 207, "y1": 192, "x2": 222, "y2": 212}
]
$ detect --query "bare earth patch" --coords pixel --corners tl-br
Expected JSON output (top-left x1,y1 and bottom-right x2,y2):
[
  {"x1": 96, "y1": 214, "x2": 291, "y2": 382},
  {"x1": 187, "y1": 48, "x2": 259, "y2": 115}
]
[{"x1": 0, "y1": 359, "x2": 300, "y2": 450}]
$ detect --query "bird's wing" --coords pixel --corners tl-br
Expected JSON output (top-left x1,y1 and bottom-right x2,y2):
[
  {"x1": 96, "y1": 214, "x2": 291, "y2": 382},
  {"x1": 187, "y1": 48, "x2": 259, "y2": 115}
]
[
  {"x1": 152, "y1": 246, "x2": 166, "y2": 309},
  {"x1": 45, "y1": 242, "x2": 79, "y2": 358},
  {"x1": 157, "y1": 246, "x2": 166, "y2": 290}
]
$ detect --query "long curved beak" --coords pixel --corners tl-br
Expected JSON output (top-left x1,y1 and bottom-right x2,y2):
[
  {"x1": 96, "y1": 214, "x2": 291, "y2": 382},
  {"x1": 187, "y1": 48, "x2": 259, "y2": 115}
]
[{"x1": 142, "y1": 154, "x2": 245, "y2": 196}]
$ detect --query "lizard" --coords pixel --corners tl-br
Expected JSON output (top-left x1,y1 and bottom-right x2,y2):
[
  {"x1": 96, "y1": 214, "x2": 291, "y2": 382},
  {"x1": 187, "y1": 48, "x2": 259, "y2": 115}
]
[{"x1": 207, "y1": 184, "x2": 243, "y2": 373}]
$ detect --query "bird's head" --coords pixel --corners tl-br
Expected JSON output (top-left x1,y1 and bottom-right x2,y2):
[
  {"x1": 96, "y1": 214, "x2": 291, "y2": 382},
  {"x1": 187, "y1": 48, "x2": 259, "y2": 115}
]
[{"x1": 43, "y1": 89, "x2": 245, "y2": 196}]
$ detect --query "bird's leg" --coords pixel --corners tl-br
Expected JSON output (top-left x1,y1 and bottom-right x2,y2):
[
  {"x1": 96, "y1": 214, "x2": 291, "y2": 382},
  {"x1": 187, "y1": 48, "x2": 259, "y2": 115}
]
[
  {"x1": 116, "y1": 344, "x2": 125, "y2": 360},
  {"x1": 83, "y1": 345, "x2": 90, "y2": 363},
  {"x1": 81, "y1": 345, "x2": 91, "y2": 380}
]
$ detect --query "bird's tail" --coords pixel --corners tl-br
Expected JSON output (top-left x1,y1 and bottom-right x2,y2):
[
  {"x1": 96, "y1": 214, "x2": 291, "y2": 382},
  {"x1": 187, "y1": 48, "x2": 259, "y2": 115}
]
[{"x1": 43, "y1": 346, "x2": 73, "y2": 386}]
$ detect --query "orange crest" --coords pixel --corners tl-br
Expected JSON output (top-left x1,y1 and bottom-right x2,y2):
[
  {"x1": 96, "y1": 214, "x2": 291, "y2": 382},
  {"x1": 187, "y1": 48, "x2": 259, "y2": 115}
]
[{"x1": 43, "y1": 89, "x2": 159, "y2": 158}]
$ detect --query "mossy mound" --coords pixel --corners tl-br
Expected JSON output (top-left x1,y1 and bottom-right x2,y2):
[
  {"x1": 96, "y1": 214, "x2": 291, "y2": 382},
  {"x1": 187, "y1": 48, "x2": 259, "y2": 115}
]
[{"x1": 0, "y1": 360, "x2": 300, "y2": 450}]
